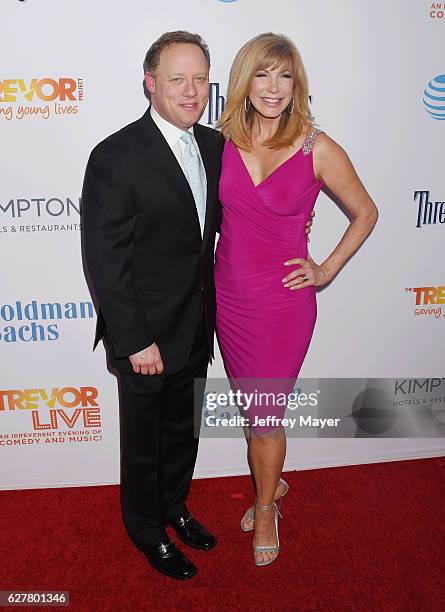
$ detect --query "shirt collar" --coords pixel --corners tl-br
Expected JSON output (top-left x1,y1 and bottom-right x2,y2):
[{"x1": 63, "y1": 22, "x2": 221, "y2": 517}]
[{"x1": 150, "y1": 105, "x2": 194, "y2": 148}]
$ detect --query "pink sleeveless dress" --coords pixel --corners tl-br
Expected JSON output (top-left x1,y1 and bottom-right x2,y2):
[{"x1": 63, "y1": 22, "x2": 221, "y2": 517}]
[{"x1": 215, "y1": 129, "x2": 323, "y2": 433}]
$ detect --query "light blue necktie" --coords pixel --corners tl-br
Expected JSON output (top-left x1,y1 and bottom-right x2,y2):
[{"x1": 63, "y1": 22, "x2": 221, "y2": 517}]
[{"x1": 180, "y1": 131, "x2": 207, "y2": 237}]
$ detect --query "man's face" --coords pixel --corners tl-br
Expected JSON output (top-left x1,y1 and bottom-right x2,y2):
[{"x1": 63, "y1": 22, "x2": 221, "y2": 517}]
[{"x1": 145, "y1": 43, "x2": 209, "y2": 130}]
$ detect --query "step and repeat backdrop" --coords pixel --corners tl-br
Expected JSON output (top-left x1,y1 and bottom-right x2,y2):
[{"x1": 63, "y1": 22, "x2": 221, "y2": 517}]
[{"x1": 1, "y1": 0, "x2": 444, "y2": 489}]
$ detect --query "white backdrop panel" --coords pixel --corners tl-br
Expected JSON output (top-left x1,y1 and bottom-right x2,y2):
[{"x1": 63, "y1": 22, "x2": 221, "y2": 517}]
[{"x1": 1, "y1": 0, "x2": 443, "y2": 489}]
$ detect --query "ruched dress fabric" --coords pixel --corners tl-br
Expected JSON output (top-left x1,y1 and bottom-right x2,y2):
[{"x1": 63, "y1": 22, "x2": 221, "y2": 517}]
[{"x1": 215, "y1": 130, "x2": 323, "y2": 433}]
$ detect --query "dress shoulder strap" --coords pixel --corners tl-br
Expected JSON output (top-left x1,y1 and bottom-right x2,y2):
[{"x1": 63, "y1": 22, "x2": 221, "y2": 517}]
[{"x1": 302, "y1": 128, "x2": 322, "y2": 156}]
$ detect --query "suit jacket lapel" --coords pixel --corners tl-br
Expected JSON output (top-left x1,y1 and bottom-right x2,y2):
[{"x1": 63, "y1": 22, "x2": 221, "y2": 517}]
[{"x1": 138, "y1": 109, "x2": 201, "y2": 238}]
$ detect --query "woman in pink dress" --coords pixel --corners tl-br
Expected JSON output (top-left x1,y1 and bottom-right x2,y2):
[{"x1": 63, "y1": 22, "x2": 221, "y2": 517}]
[{"x1": 215, "y1": 33, "x2": 378, "y2": 566}]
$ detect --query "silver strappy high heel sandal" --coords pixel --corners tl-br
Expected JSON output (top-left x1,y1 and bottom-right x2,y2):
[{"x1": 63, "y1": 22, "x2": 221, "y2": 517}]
[
  {"x1": 240, "y1": 478, "x2": 289, "y2": 532},
  {"x1": 253, "y1": 501, "x2": 281, "y2": 567}
]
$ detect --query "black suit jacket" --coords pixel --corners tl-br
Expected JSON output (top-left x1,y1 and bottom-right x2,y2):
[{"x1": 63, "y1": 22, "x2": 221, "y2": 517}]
[{"x1": 81, "y1": 109, "x2": 224, "y2": 374}]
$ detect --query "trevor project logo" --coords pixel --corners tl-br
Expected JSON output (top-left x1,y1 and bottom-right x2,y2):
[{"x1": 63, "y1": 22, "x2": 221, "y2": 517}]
[{"x1": 0, "y1": 77, "x2": 84, "y2": 120}]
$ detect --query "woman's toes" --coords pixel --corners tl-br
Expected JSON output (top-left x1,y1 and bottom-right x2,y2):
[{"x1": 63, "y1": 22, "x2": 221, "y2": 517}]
[{"x1": 242, "y1": 514, "x2": 253, "y2": 530}]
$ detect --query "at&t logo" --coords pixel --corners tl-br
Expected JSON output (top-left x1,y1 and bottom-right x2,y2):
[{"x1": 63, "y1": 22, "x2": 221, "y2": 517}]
[{"x1": 423, "y1": 74, "x2": 445, "y2": 120}]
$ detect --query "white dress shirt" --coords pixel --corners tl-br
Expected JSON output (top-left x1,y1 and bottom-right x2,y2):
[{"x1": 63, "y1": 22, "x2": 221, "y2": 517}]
[
  {"x1": 150, "y1": 106, "x2": 207, "y2": 236},
  {"x1": 150, "y1": 106, "x2": 205, "y2": 178}
]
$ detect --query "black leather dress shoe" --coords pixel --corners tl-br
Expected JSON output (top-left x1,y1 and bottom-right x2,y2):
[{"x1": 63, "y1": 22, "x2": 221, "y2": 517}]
[
  {"x1": 169, "y1": 514, "x2": 217, "y2": 551},
  {"x1": 143, "y1": 539, "x2": 197, "y2": 580}
]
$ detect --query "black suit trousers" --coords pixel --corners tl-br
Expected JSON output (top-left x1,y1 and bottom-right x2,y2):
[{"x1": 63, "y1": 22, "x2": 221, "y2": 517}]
[{"x1": 115, "y1": 313, "x2": 208, "y2": 550}]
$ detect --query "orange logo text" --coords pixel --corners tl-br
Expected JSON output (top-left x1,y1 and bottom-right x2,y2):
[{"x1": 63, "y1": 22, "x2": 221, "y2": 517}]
[
  {"x1": 0, "y1": 78, "x2": 79, "y2": 103},
  {"x1": 0, "y1": 387, "x2": 101, "y2": 430}
]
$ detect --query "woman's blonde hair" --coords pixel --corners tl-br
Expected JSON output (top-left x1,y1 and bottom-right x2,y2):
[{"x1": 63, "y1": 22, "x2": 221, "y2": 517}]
[{"x1": 219, "y1": 33, "x2": 314, "y2": 151}]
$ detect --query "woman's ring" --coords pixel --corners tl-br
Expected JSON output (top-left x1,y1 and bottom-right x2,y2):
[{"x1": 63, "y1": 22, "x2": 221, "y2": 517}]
[{"x1": 301, "y1": 276, "x2": 308, "y2": 282}]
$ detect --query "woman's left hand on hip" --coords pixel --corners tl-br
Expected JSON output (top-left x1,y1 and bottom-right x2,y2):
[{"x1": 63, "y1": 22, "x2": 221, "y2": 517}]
[{"x1": 282, "y1": 254, "x2": 328, "y2": 289}]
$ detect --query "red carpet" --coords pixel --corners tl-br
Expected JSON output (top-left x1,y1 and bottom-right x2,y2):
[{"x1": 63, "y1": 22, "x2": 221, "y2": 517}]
[{"x1": 0, "y1": 457, "x2": 444, "y2": 611}]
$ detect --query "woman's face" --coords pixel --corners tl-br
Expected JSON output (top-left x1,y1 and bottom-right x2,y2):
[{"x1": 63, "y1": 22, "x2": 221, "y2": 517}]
[{"x1": 248, "y1": 61, "x2": 294, "y2": 119}]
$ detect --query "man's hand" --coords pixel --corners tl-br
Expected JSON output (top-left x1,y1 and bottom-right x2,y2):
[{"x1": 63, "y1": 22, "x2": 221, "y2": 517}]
[
  {"x1": 305, "y1": 209, "x2": 315, "y2": 242},
  {"x1": 129, "y1": 343, "x2": 164, "y2": 375}
]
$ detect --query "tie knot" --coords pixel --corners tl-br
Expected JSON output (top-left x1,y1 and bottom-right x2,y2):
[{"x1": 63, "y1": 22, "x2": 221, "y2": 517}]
[{"x1": 180, "y1": 131, "x2": 193, "y2": 145}]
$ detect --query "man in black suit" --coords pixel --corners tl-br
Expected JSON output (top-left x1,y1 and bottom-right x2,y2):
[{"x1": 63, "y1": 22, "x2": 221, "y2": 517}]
[{"x1": 81, "y1": 31, "x2": 223, "y2": 580}]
